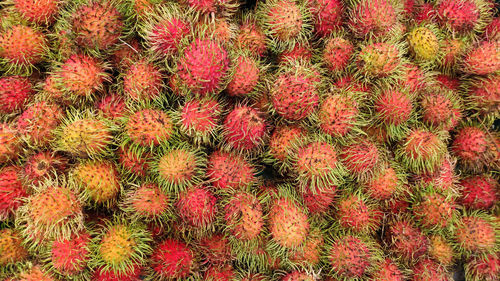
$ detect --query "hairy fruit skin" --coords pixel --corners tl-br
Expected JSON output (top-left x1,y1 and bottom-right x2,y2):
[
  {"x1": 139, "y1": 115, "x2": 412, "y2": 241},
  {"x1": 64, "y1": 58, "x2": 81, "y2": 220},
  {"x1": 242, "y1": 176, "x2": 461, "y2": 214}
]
[
  {"x1": 328, "y1": 236, "x2": 374, "y2": 279},
  {"x1": 123, "y1": 59, "x2": 163, "y2": 101},
  {"x1": 206, "y1": 151, "x2": 255, "y2": 190},
  {"x1": 0, "y1": 25, "x2": 46, "y2": 69},
  {"x1": 364, "y1": 166, "x2": 400, "y2": 200},
  {"x1": 436, "y1": 0, "x2": 481, "y2": 33},
  {"x1": 357, "y1": 42, "x2": 401, "y2": 77},
  {"x1": 455, "y1": 215, "x2": 496, "y2": 254},
  {"x1": 398, "y1": 129, "x2": 446, "y2": 174},
  {"x1": 150, "y1": 239, "x2": 193, "y2": 279},
  {"x1": 463, "y1": 41, "x2": 500, "y2": 75},
  {"x1": 451, "y1": 125, "x2": 497, "y2": 171},
  {"x1": 372, "y1": 258, "x2": 404, "y2": 281},
  {"x1": 13, "y1": 0, "x2": 60, "y2": 24},
  {"x1": 340, "y1": 140, "x2": 380, "y2": 178},
  {"x1": 302, "y1": 185, "x2": 336, "y2": 215},
  {"x1": 268, "y1": 125, "x2": 305, "y2": 163},
  {"x1": 17, "y1": 102, "x2": 63, "y2": 146},
  {"x1": 318, "y1": 93, "x2": 359, "y2": 137},
  {"x1": 322, "y1": 37, "x2": 354, "y2": 73},
  {"x1": 411, "y1": 258, "x2": 450, "y2": 281},
  {"x1": 465, "y1": 253, "x2": 500, "y2": 281},
  {"x1": 386, "y1": 220, "x2": 428, "y2": 261},
  {"x1": 0, "y1": 228, "x2": 28, "y2": 266},
  {"x1": 126, "y1": 109, "x2": 173, "y2": 147},
  {"x1": 57, "y1": 117, "x2": 113, "y2": 158},
  {"x1": 0, "y1": 75, "x2": 33, "y2": 114},
  {"x1": 408, "y1": 27, "x2": 440, "y2": 61},
  {"x1": 179, "y1": 97, "x2": 221, "y2": 144},
  {"x1": 73, "y1": 160, "x2": 121, "y2": 206},
  {"x1": 0, "y1": 167, "x2": 27, "y2": 220},
  {"x1": 336, "y1": 194, "x2": 382, "y2": 233},
  {"x1": 223, "y1": 105, "x2": 267, "y2": 151},
  {"x1": 269, "y1": 198, "x2": 309, "y2": 248},
  {"x1": 226, "y1": 56, "x2": 260, "y2": 97},
  {"x1": 413, "y1": 193, "x2": 456, "y2": 230},
  {"x1": 51, "y1": 231, "x2": 91, "y2": 276},
  {"x1": 308, "y1": 0, "x2": 343, "y2": 37},
  {"x1": 349, "y1": 0, "x2": 397, "y2": 38},
  {"x1": 57, "y1": 54, "x2": 109, "y2": 98},
  {"x1": 459, "y1": 175, "x2": 498, "y2": 210},
  {"x1": 0, "y1": 123, "x2": 21, "y2": 163},
  {"x1": 428, "y1": 235, "x2": 455, "y2": 266},
  {"x1": 23, "y1": 152, "x2": 68, "y2": 185},
  {"x1": 224, "y1": 192, "x2": 264, "y2": 240},
  {"x1": 176, "y1": 186, "x2": 217, "y2": 228},
  {"x1": 261, "y1": 0, "x2": 305, "y2": 42}
]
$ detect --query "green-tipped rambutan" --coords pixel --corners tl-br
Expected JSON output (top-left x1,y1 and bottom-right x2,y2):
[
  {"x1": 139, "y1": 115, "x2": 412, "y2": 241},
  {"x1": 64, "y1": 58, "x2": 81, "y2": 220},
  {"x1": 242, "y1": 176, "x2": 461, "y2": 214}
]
[
  {"x1": 90, "y1": 218, "x2": 152, "y2": 276},
  {"x1": 385, "y1": 218, "x2": 429, "y2": 262},
  {"x1": 407, "y1": 24, "x2": 442, "y2": 62},
  {"x1": 266, "y1": 124, "x2": 306, "y2": 171},
  {"x1": 206, "y1": 150, "x2": 256, "y2": 190},
  {"x1": 371, "y1": 258, "x2": 405, "y2": 281},
  {"x1": 122, "y1": 58, "x2": 163, "y2": 102},
  {"x1": 465, "y1": 74, "x2": 500, "y2": 120},
  {"x1": 10, "y1": 0, "x2": 61, "y2": 24},
  {"x1": 13, "y1": 264, "x2": 57, "y2": 281},
  {"x1": 16, "y1": 101, "x2": 64, "y2": 147},
  {"x1": 199, "y1": 234, "x2": 232, "y2": 266},
  {"x1": 288, "y1": 227, "x2": 324, "y2": 267},
  {"x1": 462, "y1": 41, "x2": 500, "y2": 75},
  {"x1": 302, "y1": 184, "x2": 337, "y2": 215},
  {"x1": 362, "y1": 161, "x2": 406, "y2": 201},
  {"x1": 0, "y1": 75, "x2": 33, "y2": 114},
  {"x1": 222, "y1": 104, "x2": 267, "y2": 153},
  {"x1": 459, "y1": 174, "x2": 498, "y2": 210},
  {"x1": 0, "y1": 166, "x2": 28, "y2": 220},
  {"x1": 278, "y1": 42, "x2": 314, "y2": 64},
  {"x1": 340, "y1": 138, "x2": 383, "y2": 180},
  {"x1": 0, "y1": 122, "x2": 21, "y2": 163},
  {"x1": 176, "y1": 186, "x2": 217, "y2": 230},
  {"x1": 147, "y1": 238, "x2": 194, "y2": 280},
  {"x1": 123, "y1": 108, "x2": 174, "y2": 149},
  {"x1": 235, "y1": 13, "x2": 267, "y2": 57},
  {"x1": 411, "y1": 186, "x2": 457, "y2": 231},
  {"x1": 420, "y1": 87, "x2": 462, "y2": 131},
  {"x1": 95, "y1": 92, "x2": 126, "y2": 120},
  {"x1": 0, "y1": 24, "x2": 46, "y2": 74},
  {"x1": 400, "y1": 63, "x2": 428, "y2": 93},
  {"x1": 121, "y1": 182, "x2": 171, "y2": 224},
  {"x1": 307, "y1": 0, "x2": 343, "y2": 37},
  {"x1": 410, "y1": 258, "x2": 451, "y2": 281},
  {"x1": 321, "y1": 36, "x2": 354, "y2": 74},
  {"x1": 224, "y1": 191, "x2": 264, "y2": 242},
  {"x1": 0, "y1": 228, "x2": 28, "y2": 266},
  {"x1": 93, "y1": 263, "x2": 143, "y2": 281},
  {"x1": 348, "y1": 0, "x2": 400, "y2": 39},
  {"x1": 454, "y1": 212, "x2": 497, "y2": 255},
  {"x1": 464, "y1": 253, "x2": 500, "y2": 281},
  {"x1": 226, "y1": 54, "x2": 262, "y2": 98},
  {"x1": 335, "y1": 192, "x2": 383, "y2": 234},
  {"x1": 428, "y1": 234, "x2": 456, "y2": 266},
  {"x1": 22, "y1": 151, "x2": 68, "y2": 185},
  {"x1": 373, "y1": 86, "x2": 415, "y2": 139},
  {"x1": 355, "y1": 41, "x2": 403, "y2": 79},
  {"x1": 117, "y1": 145, "x2": 152, "y2": 181},
  {"x1": 281, "y1": 271, "x2": 315, "y2": 281},
  {"x1": 46, "y1": 230, "x2": 92, "y2": 279},
  {"x1": 176, "y1": 96, "x2": 222, "y2": 145},
  {"x1": 436, "y1": 0, "x2": 491, "y2": 34}
]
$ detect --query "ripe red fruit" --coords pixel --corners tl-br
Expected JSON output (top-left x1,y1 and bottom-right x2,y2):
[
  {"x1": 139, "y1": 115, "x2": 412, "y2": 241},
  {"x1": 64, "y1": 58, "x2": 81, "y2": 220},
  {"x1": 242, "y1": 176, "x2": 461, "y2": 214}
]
[
  {"x1": 176, "y1": 186, "x2": 217, "y2": 228},
  {"x1": 459, "y1": 175, "x2": 498, "y2": 210},
  {"x1": 307, "y1": 0, "x2": 343, "y2": 37},
  {"x1": 328, "y1": 235, "x2": 375, "y2": 279},
  {"x1": 206, "y1": 151, "x2": 256, "y2": 190},
  {"x1": 0, "y1": 166, "x2": 28, "y2": 220},
  {"x1": 0, "y1": 75, "x2": 33, "y2": 114},
  {"x1": 150, "y1": 239, "x2": 193, "y2": 279},
  {"x1": 386, "y1": 220, "x2": 428, "y2": 260},
  {"x1": 223, "y1": 105, "x2": 267, "y2": 151}
]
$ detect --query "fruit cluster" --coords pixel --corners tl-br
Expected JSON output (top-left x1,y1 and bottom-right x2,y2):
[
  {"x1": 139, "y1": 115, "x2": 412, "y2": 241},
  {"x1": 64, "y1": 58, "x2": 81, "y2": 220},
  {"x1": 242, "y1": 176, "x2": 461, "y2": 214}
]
[{"x1": 0, "y1": 0, "x2": 498, "y2": 280}]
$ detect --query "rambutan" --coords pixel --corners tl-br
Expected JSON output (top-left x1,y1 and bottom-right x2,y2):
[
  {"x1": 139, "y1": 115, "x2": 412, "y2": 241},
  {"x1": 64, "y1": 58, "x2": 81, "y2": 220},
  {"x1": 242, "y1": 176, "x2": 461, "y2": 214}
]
[
  {"x1": 17, "y1": 101, "x2": 63, "y2": 147},
  {"x1": 117, "y1": 146, "x2": 152, "y2": 180},
  {"x1": 428, "y1": 235, "x2": 455, "y2": 266},
  {"x1": 328, "y1": 235, "x2": 379, "y2": 279},
  {"x1": 465, "y1": 253, "x2": 500, "y2": 281},
  {"x1": 0, "y1": 122, "x2": 21, "y2": 163},
  {"x1": 339, "y1": 139, "x2": 381, "y2": 179},
  {"x1": 419, "y1": 157, "x2": 456, "y2": 194},
  {"x1": 95, "y1": 93, "x2": 126, "y2": 120},
  {"x1": 321, "y1": 36, "x2": 354, "y2": 74},
  {"x1": 267, "y1": 124, "x2": 306, "y2": 166},
  {"x1": 206, "y1": 150, "x2": 256, "y2": 190},
  {"x1": 12, "y1": 0, "x2": 60, "y2": 24},
  {"x1": 385, "y1": 219, "x2": 428, "y2": 261},
  {"x1": 454, "y1": 213, "x2": 497, "y2": 254},
  {"x1": 281, "y1": 271, "x2": 315, "y2": 281},
  {"x1": 363, "y1": 163, "x2": 404, "y2": 201},
  {"x1": 357, "y1": 42, "x2": 402, "y2": 78},
  {"x1": 121, "y1": 183, "x2": 170, "y2": 223},
  {"x1": 235, "y1": 15, "x2": 267, "y2": 56},
  {"x1": 204, "y1": 264, "x2": 235, "y2": 281},
  {"x1": 176, "y1": 186, "x2": 217, "y2": 229},
  {"x1": 72, "y1": 160, "x2": 121, "y2": 207},
  {"x1": 278, "y1": 42, "x2": 314, "y2": 63},
  {"x1": 177, "y1": 96, "x2": 222, "y2": 144},
  {"x1": 199, "y1": 234, "x2": 232, "y2": 266},
  {"x1": 0, "y1": 166, "x2": 27, "y2": 220},
  {"x1": 23, "y1": 151, "x2": 68, "y2": 185},
  {"x1": 15, "y1": 265, "x2": 57, "y2": 281},
  {"x1": 124, "y1": 108, "x2": 174, "y2": 148},
  {"x1": 420, "y1": 88, "x2": 462, "y2": 130},
  {"x1": 348, "y1": 0, "x2": 398, "y2": 38},
  {"x1": 436, "y1": 0, "x2": 486, "y2": 33},
  {"x1": 466, "y1": 74, "x2": 500, "y2": 120},
  {"x1": 123, "y1": 59, "x2": 163, "y2": 101},
  {"x1": 49, "y1": 231, "x2": 91, "y2": 278},
  {"x1": 307, "y1": 0, "x2": 343, "y2": 37},
  {"x1": 400, "y1": 63, "x2": 427, "y2": 93},
  {"x1": 0, "y1": 75, "x2": 33, "y2": 114},
  {"x1": 373, "y1": 87, "x2": 414, "y2": 138},
  {"x1": 226, "y1": 55, "x2": 261, "y2": 97},
  {"x1": 336, "y1": 192, "x2": 383, "y2": 233},
  {"x1": 222, "y1": 105, "x2": 267, "y2": 152},
  {"x1": 371, "y1": 258, "x2": 405, "y2": 281},
  {"x1": 463, "y1": 41, "x2": 500, "y2": 75},
  {"x1": 302, "y1": 184, "x2": 337, "y2": 215},
  {"x1": 93, "y1": 263, "x2": 142, "y2": 281},
  {"x1": 451, "y1": 124, "x2": 498, "y2": 171},
  {"x1": 224, "y1": 191, "x2": 264, "y2": 241},
  {"x1": 411, "y1": 188, "x2": 456, "y2": 230},
  {"x1": 0, "y1": 228, "x2": 28, "y2": 266},
  {"x1": 148, "y1": 238, "x2": 194, "y2": 280},
  {"x1": 0, "y1": 24, "x2": 46, "y2": 73},
  {"x1": 269, "y1": 194, "x2": 309, "y2": 249},
  {"x1": 459, "y1": 174, "x2": 498, "y2": 210},
  {"x1": 407, "y1": 25, "x2": 441, "y2": 62},
  {"x1": 411, "y1": 258, "x2": 451, "y2": 281}
]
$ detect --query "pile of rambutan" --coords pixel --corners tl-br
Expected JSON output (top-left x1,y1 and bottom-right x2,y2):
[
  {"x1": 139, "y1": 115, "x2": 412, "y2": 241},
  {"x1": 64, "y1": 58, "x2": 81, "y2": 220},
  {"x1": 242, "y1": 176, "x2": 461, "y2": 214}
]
[{"x1": 0, "y1": 0, "x2": 498, "y2": 280}]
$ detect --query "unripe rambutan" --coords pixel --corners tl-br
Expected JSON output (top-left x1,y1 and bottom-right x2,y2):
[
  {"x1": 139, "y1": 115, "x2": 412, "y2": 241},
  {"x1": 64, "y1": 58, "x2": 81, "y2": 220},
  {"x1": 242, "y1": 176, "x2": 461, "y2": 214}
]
[
  {"x1": 307, "y1": 0, "x2": 343, "y2": 37},
  {"x1": 397, "y1": 129, "x2": 447, "y2": 174},
  {"x1": 278, "y1": 43, "x2": 313, "y2": 63},
  {"x1": 17, "y1": 101, "x2": 63, "y2": 146},
  {"x1": 176, "y1": 186, "x2": 217, "y2": 229},
  {"x1": 302, "y1": 184, "x2": 336, "y2": 215},
  {"x1": 374, "y1": 88, "x2": 414, "y2": 136},
  {"x1": 222, "y1": 105, "x2": 267, "y2": 152},
  {"x1": 235, "y1": 16, "x2": 267, "y2": 56},
  {"x1": 72, "y1": 160, "x2": 121, "y2": 207},
  {"x1": 428, "y1": 235, "x2": 455, "y2": 266},
  {"x1": 340, "y1": 139, "x2": 381, "y2": 179},
  {"x1": 175, "y1": 38, "x2": 229, "y2": 96},
  {"x1": 451, "y1": 124, "x2": 498, "y2": 171},
  {"x1": 224, "y1": 191, "x2": 264, "y2": 241},
  {"x1": 0, "y1": 229, "x2": 28, "y2": 266},
  {"x1": 269, "y1": 196, "x2": 309, "y2": 249},
  {"x1": 23, "y1": 151, "x2": 68, "y2": 185},
  {"x1": 117, "y1": 146, "x2": 152, "y2": 179},
  {"x1": 455, "y1": 214, "x2": 497, "y2": 254},
  {"x1": 328, "y1": 235, "x2": 379, "y2": 279},
  {"x1": 12, "y1": 0, "x2": 60, "y2": 24},
  {"x1": 177, "y1": 96, "x2": 222, "y2": 144},
  {"x1": 436, "y1": 0, "x2": 484, "y2": 33},
  {"x1": 322, "y1": 37, "x2": 354, "y2": 74},
  {"x1": 467, "y1": 74, "x2": 500, "y2": 119},
  {"x1": 95, "y1": 93, "x2": 126, "y2": 120},
  {"x1": 0, "y1": 24, "x2": 46, "y2": 72},
  {"x1": 420, "y1": 89, "x2": 462, "y2": 130},
  {"x1": 199, "y1": 234, "x2": 231, "y2": 266},
  {"x1": 0, "y1": 75, "x2": 33, "y2": 114},
  {"x1": 90, "y1": 220, "x2": 152, "y2": 275},
  {"x1": 49, "y1": 231, "x2": 91, "y2": 277},
  {"x1": 70, "y1": 1, "x2": 124, "y2": 51},
  {"x1": 0, "y1": 122, "x2": 21, "y2": 163},
  {"x1": 226, "y1": 55, "x2": 261, "y2": 97},
  {"x1": 465, "y1": 253, "x2": 500, "y2": 281},
  {"x1": 149, "y1": 239, "x2": 194, "y2": 279},
  {"x1": 459, "y1": 174, "x2": 498, "y2": 210},
  {"x1": 123, "y1": 59, "x2": 163, "y2": 101},
  {"x1": 363, "y1": 164, "x2": 402, "y2": 201},
  {"x1": 412, "y1": 190, "x2": 456, "y2": 230},
  {"x1": 206, "y1": 151, "x2": 256, "y2": 190},
  {"x1": 348, "y1": 0, "x2": 398, "y2": 38},
  {"x1": 411, "y1": 258, "x2": 451, "y2": 281},
  {"x1": 204, "y1": 264, "x2": 235, "y2": 281},
  {"x1": 154, "y1": 144, "x2": 205, "y2": 191},
  {"x1": 0, "y1": 166, "x2": 27, "y2": 220},
  {"x1": 372, "y1": 258, "x2": 404, "y2": 281},
  {"x1": 408, "y1": 26, "x2": 440, "y2": 61},
  {"x1": 121, "y1": 183, "x2": 170, "y2": 222},
  {"x1": 267, "y1": 124, "x2": 306, "y2": 165},
  {"x1": 16, "y1": 181, "x2": 84, "y2": 245},
  {"x1": 386, "y1": 219, "x2": 428, "y2": 261},
  {"x1": 463, "y1": 41, "x2": 500, "y2": 75},
  {"x1": 357, "y1": 42, "x2": 402, "y2": 78},
  {"x1": 337, "y1": 193, "x2": 383, "y2": 233},
  {"x1": 56, "y1": 54, "x2": 110, "y2": 99},
  {"x1": 125, "y1": 108, "x2": 174, "y2": 147}
]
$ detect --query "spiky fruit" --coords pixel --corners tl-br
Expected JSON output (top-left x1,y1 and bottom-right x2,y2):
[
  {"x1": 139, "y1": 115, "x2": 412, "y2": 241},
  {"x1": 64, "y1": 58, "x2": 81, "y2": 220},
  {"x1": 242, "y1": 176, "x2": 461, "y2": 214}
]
[
  {"x1": 357, "y1": 42, "x2": 401, "y2": 77},
  {"x1": 125, "y1": 109, "x2": 174, "y2": 147},
  {"x1": 56, "y1": 114, "x2": 114, "y2": 158},
  {"x1": 302, "y1": 184, "x2": 336, "y2": 215},
  {"x1": 363, "y1": 165, "x2": 401, "y2": 200},
  {"x1": 386, "y1": 220, "x2": 428, "y2": 261},
  {"x1": 176, "y1": 186, "x2": 217, "y2": 229},
  {"x1": 0, "y1": 75, "x2": 33, "y2": 114},
  {"x1": 408, "y1": 26, "x2": 440, "y2": 61},
  {"x1": 178, "y1": 97, "x2": 222, "y2": 144},
  {"x1": 56, "y1": 54, "x2": 110, "y2": 98},
  {"x1": 0, "y1": 229, "x2": 28, "y2": 266},
  {"x1": 451, "y1": 125, "x2": 497, "y2": 171},
  {"x1": 340, "y1": 139, "x2": 381, "y2": 179},
  {"x1": 397, "y1": 129, "x2": 447, "y2": 174},
  {"x1": 226, "y1": 55, "x2": 260, "y2": 97},
  {"x1": 419, "y1": 157, "x2": 455, "y2": 193},
  {"x1": 111, "y1": 39, "x2": 142, "y2": 70},
  {"x1": 322, "y1": 37, "x2": 354, "y2": 73},
  {"x1": 317, "y1": 92, "x2": 361, "y2": 138},
  {"x1": 411, "y1": 258, "x2": 450, "y2": 281},
  {"x1": 268, "y1": 124, "x2": 306, "y2": 164},
  {"x1": 372, "y1": 258, "x2": 404, "y2": 281},
  {"x1": 235, "y1": 17, "x2": 267, "y2": 56},
  {"x1": 412, "y1": 191, "x2": 456, "y2": 230},
  {"x1": 455, "y1": 214, "x2": 496, "y2": 254},
  {"x1": 16, "y1": 182, "x2": 84, "y2": 245},
  {"x1": 463, "y1": 41, "x2": 500, "y2": 75},
  {"x1": 400, "y1": 63, "x2": 427, "y2": 93},
  {"x1": 289, "y1": 229, "x2": 324, "y2": 266},
  {"x1": 465, "y1": 253, "x2": 500, "y2": 281},
  {"x1": 149, "y1": 239, "x2": 193, "y2": 280},
  {"x1": 307, "y1": 0, "x2": 343, "y2": 37},
  {"x1": 175, "y1": 38, "x2": 229, "y2": 96},
  {"x1": 155, "y1": 145, "x2": 204, "y2": 191},
  {"x1": 71, "y1": 1, "x2": 124, "y2": 50},
  {"x1": 206, "y1": 151, "x2": 256, "y2": 190},
  {"x1": 118, "y1": 146, "x2": 152, "y2": 179},
  {"x1": 123, "y1": 59, "x2": 163, "y2": 101},
  {"x1": 95, "y1": 93, "x2": 126, "y2": 120},
  {"x1": 199, "y1": 234, "x2": 231, "y2": 266},
  {"x1": 459, "y1": 175, "x2": 498, "y2": 210},
  {"x1": 257, "y1": 0, "x2": 310, "y2": 49},
  {"x1": 270, "y1": 63, "x2": 320, "y2": 121},
  {"x1": 72, "y1": 160, "x2": 121, "y2": 207},
  {"x1": 16, "y1": 265, "x2": 57, "y2": 281},
  {"x1": 439, "y1": 38, "x2": 468, "y2": 69},
  {"x1": 0, "y1": 122, "x2": 21, "y2": 163},
  {"x1": 0, "y1": 25, "x2": 46, "y2": 71},
  {"x1": 349, "y1": 0, "x2": 398, "y2": 38},
  {"x1": 414, "y1": 2, "x2": 436, "y2": 24},
  {"x1": 292, "y1": 140, "x2": 346, "y2": 191},
  {"x1": 91, "y1": 220, "x2": 151, "y2": 275},
  {"x1": 23, "y1": 151, "x2": 68, "y2": 185},
  {"x1": 420, "y1": 89, "x2": 462, "y2": 130},
  {"x1": 0, "y1": 166, "x2": 28, "y2": 220},
  {"x1": 50, "y1": 231, "x2": 91, "y2": 277},
  {"x1": 328, "y1": 235, "x2": 378, "y2": 279},
  {"x1": 336, "y1": 193, "x2": 382, "y2": 233},
  {"x1": 12, "y1": 0, "x2": 60, "y2": 24},
  {"x1": 269, "y1": 197, "x2": 309, "y2": 248},
  {"x1": 17, "y1": 102, "x2": 63, "y2": 146},
  {"x1": 224, "y1": 191, "x2": 264, "y2": 241},
  {"x1": 278, "y1": 43, "x2": 313, "y2": 63},
  {"x1": 223, "y1": 105, "x2": 267, "y2": 152},
  {"x1": 204, "y1": 265, "x2": 235, "y2": 281},
  {"x1": 428, "y1": 235, "x2": 455, "y2": 266},
  {"x1": 122, "y1": 183, "x2": 170, "y2": 222},
  {"x1": 374, "y1": 88, "x2": 413, "y2": 136},
  {"x1": 436, "y1": 0, "x2": 483, "y2": 33},
  {"x1": 467, "y1": 74, "x2": 500, "y2": 119},
  {"x1": 281, "y1": 271, "x2": 314, "y2": 281},
  {"x1": 93, "y1": 263, "x2": 142, "y2": 281},
  {"x1": 200, "y1": 17, "x2": 235, "y2": 43}
]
